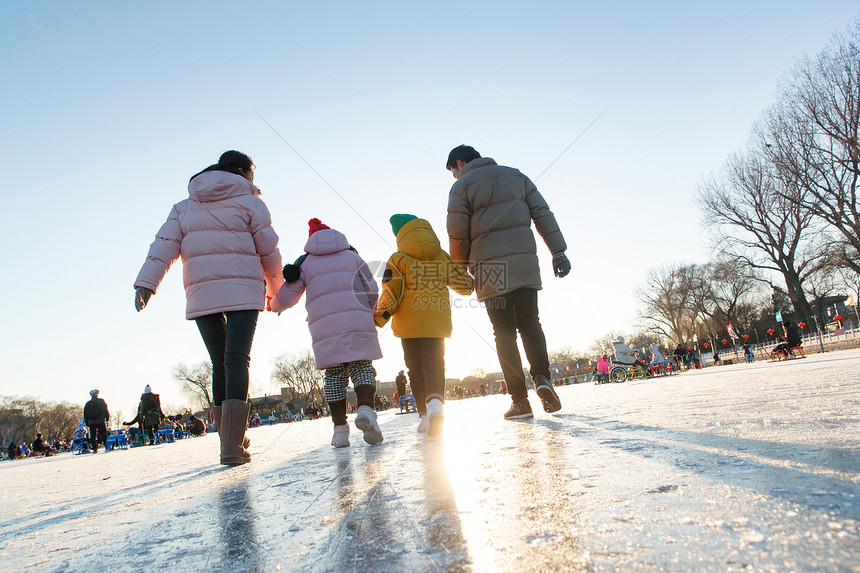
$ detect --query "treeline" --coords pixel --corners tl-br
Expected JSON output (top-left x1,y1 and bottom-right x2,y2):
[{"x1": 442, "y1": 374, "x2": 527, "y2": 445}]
[
  {"x1": 639, "y1": 19, "x2": 860, "y2": 346},
  {"x1": 0, "y1": 396, "x2": 82, "y2": 447}
]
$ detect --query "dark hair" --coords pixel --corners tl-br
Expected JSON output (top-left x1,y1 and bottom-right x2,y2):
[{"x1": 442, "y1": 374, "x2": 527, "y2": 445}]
[
  {"x1": 446, "y1": 145, "x2": 481, "y2": 170},
  {"x1": 190, "y1": 150, "x2": 254, "y2": 182}
]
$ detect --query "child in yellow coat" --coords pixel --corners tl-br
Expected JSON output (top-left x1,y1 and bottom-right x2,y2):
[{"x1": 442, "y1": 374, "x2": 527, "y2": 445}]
[{"x1": 375, "y1": 214, "x2": 473, "y2": 436}]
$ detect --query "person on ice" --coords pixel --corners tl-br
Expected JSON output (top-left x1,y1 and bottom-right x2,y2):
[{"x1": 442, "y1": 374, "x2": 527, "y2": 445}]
[
  {"x1": 596, "y1": 354, "x2": 611, "y2": 382},
  {"x1": 133, "y1": 150, "x2": 283, "y2": 465},
  {"x1": 446, "y1": 145, "x2": 570, "y2": 419},
  {"x1": 270, "y1": 218, "x2": 383, "y2": 448},
  {"x1": 83, "y1": 389, "x2": 109, "y2": 454},
  {"x1": 124, "y1": 385, "x2": 165, "y2": 446},
  {"x1": 773, "y1": 321, "x2": 803, "y2": 359},
  {"x1": 374, "y1": 214, "x2": 473, "y2": 437}
]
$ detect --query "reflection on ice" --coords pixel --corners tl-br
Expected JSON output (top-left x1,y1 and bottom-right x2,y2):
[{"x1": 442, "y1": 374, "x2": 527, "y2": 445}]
[
  {"x1": 218, "y1": 481, "x2": 258, "y2": 566},
  {"x1": 2, "y1": 349, "x2": 860, "y2": 571}
]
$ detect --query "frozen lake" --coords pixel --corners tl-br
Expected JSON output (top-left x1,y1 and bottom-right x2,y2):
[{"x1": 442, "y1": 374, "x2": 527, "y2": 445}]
[{"x1": 2, "y1": 349, "x2": 859, "y2": 571}]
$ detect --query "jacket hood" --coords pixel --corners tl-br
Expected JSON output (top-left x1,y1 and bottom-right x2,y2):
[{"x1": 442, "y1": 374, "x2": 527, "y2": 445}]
[
  {"x1": 188, "y1": 171, "x2": 260, "y2": 202},
  {"x1": 304, "y1": 228, "x2": 351, "y2": 255},
  {"x1": 396, "y1": 219, "x2": 441, "y2": 260},
  {"x1": 460, "y1": 156, "x2": 498, "y2": 177}
]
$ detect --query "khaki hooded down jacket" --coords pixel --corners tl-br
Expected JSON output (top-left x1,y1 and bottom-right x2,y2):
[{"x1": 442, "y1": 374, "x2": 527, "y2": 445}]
[
  {"x1": 446, "y1": 157, "x2": 566, "y2": 301},
  {"x1": 374, "y1": 218, "x2": 473, "y2": 338}
]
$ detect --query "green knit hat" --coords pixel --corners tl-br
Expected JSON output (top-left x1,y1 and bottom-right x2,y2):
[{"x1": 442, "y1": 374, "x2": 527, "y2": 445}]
[{"x1": 390, "y1": 213, "x2": 418, "y2": 236}]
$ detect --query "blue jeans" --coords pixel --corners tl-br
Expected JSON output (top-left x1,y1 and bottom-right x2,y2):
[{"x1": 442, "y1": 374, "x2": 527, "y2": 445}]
[{"x1": 195, "y1": 310, "x2": 259, "y2": 406}]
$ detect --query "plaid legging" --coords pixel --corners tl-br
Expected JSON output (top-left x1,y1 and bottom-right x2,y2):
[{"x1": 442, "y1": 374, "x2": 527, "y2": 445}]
[{"x1": 324, "y1": 360, "x2": 377, "y2": 403}]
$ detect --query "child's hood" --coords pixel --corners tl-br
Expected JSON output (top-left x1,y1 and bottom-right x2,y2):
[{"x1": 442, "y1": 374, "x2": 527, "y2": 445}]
[
  {"x1": 304, "y1": 228, "x2": 351, "y2": 256},
  {"x1": 395, "y1": 218, "x2": 441, "y2": 261}
]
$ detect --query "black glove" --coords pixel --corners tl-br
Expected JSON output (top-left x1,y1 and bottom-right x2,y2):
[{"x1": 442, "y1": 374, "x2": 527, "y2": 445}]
[
  {"x1": 552, "y1": 252, "x2": 571, "y2": 278},
  {"x1": 134, "y1": 287, "x2": 154, "y2": 311}
]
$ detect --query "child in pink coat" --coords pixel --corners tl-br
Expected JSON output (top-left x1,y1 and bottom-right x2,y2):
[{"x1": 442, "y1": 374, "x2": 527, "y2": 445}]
[
  {"x1": 270, "y1": 218, "x2": 383, "y2": 448},
  {"x1": 597, "y1": 355, "x2": 611, "y2": 376}
]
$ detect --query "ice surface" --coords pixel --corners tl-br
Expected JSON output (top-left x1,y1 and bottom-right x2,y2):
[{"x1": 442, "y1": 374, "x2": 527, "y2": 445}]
[{"x1": 2, "y1": 350, "x2": 859, "y2": 571}]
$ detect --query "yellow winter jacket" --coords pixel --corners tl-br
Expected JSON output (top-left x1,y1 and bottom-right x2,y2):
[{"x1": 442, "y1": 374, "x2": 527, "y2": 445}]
[{"x1": 374, "y1": 218, "x2": 473, "y2": 338}]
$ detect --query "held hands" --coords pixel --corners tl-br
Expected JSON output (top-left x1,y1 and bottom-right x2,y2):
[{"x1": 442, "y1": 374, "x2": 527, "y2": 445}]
[
  {"x1": 374, "y1": 311, "x2": 391, "y2": 328},
  {"x1": 552, "y1": 252, "x2": 571, "y2": 278},
  {"x1": 134, "y1": 287, "x2": 154, "y2": 311},
  {"x1": 266, "y1": 295, "x2": 282, "y2": 315}
]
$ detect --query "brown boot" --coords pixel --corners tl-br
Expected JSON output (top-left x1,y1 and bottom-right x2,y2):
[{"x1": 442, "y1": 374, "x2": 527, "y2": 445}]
[
  {"x1": 220, "y1": 399, "x2": 251, "y2": 465},
  {"x1": 212, "y1": 405, "x2": 250, "y2": 448}
]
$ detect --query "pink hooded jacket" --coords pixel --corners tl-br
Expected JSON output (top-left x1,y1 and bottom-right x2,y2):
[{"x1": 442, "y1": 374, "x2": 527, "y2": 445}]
[
  {"x1": 134, "y1": 171, "x2": 283, "y2": 319},
  {"x1": 597, "y1": 356, "x2": 610, "y2": 375},
  {"x1": 270, "y1": 228, "x2": 382, "y2": 369}
]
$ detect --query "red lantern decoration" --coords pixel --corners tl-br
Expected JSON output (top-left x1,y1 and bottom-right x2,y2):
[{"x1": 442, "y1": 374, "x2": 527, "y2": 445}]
[
  {"x1": 835, "y1": 315, "x2": 843, "y2": 321},
  {"x1": 703, "y1": 342, "x2": 710, "y2": 348},
  {"x1": 721, "y1": 338, "x2": 728, "y2": 344},
  {"x1": 767, "y1": 328, "x2": 775, "y2": 335},
  {"x1": 742, "y1": 334, "x2": 750, "y2": 339},
  {"x1": 687, "y1": 347, "x2": 693, "y2": 351},
  {"x1": 798, "y1": 322, "x2": 806, "y2": 328}
]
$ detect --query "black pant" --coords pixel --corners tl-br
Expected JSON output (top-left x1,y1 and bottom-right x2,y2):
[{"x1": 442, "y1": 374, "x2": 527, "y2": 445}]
[
  {"x1": 401, "y1": 338, "x2": 446, "y2": 413},
  {"x1": 485, "y1": 288, "x2": 550, "y2": 403},
  {"x1": 143, "y1": 424, "x2": 157, "y2": 445},
  {"x1": 88, "y1": 423, "x2": 107, "y2": 451},
  {"x1": 195, "y1": 310, "x2": 259, "y2": 406}
]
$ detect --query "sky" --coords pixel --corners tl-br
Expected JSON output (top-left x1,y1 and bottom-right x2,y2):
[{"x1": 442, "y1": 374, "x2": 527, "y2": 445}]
[{"x1": 1, "y1": 1, "x2": 857, "y2": 417}]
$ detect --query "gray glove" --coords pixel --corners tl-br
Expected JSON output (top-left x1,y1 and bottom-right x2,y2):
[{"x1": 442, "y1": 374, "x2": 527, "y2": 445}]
[
  {"x1": 134, "y1": 287, "x2": 154, "y2": 311},
  {"x1": 552, "y1": 252, "x2": 571, "y2": 278}
]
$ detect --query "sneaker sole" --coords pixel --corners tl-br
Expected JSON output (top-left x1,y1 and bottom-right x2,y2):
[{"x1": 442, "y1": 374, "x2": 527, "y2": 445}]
[
  {"x1": 536, "y1": 386, "x2": 562, "y2": 413},
  {"x1": 504, "y1": 412, "x2": 534, "y2": 420},
  {"x1": 427, "y1": 415, "x2": 444, "y2": 437},
  {"x1": 355, "y1": 416, "x2": 384, "y2": 445}
]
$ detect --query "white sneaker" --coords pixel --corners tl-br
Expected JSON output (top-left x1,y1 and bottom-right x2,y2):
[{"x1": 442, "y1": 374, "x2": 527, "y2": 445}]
[
  {"x1": 354, "y1": 406, "x2": 384, "y2": 445},
  {"x1": 426, "y1": 399, "x2": 444, "y2": 437},
  {"x1": 331, "y1": 424, "x2": 350, "y2": 448},
  {"x1": 416, "y1": 414, "x2": 428, "y2": 434}
]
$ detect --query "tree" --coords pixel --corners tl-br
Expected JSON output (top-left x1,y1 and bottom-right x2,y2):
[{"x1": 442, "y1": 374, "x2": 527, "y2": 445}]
[
  {"x1": 271, "y1": 351, "x2": 325, "y2": 405},
  {"x1": 548, "y1": 346, "x2": 579, "y2": 367},
  {"x1": 691, "y1": 259, "x2": 764, "y2": 333},
  {"x1": 0, "y1": 396, "x2": 81, "y2": 446},
  {"x1": 172, "y1": 362, "x2": 214, "y2": 412},
  {"x1": 468, "y1": 368, "x2": 486, "y2": 380},
  {"x1": 587, "y1": 332, "x2": 619, "y2": 358},
  {"x1": 698, "y1": 148, "x2": 819, "y2": 321},
  {"x1": 37, "y1": 402, "x2": 81, "y2": 442},
  {"x1": 636, "y1": 263, "x2": 703, "y2": 344},
  {"x1": 763, "y1": 20, "x2": 860, "y2": 275}
]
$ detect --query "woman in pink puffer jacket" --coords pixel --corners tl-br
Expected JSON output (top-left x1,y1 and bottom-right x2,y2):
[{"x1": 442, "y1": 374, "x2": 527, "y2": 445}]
[
  {"x1": 271, "y1": 218, "x2": 383, "y2": 449},
  {"x1": 133, "y1": 151, "x2": 283, "y2": 466}
]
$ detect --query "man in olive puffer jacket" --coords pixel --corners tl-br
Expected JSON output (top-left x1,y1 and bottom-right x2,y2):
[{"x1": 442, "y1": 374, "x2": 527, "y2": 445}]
[{"x1": 446, "y1": 145, "x2": 571, "y2": 420}]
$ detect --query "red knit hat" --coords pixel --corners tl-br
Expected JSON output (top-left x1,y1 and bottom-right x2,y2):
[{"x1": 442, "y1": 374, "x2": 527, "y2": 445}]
[{"x1": 308, "y1": 218, "x2": 330, "y2": 236}]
